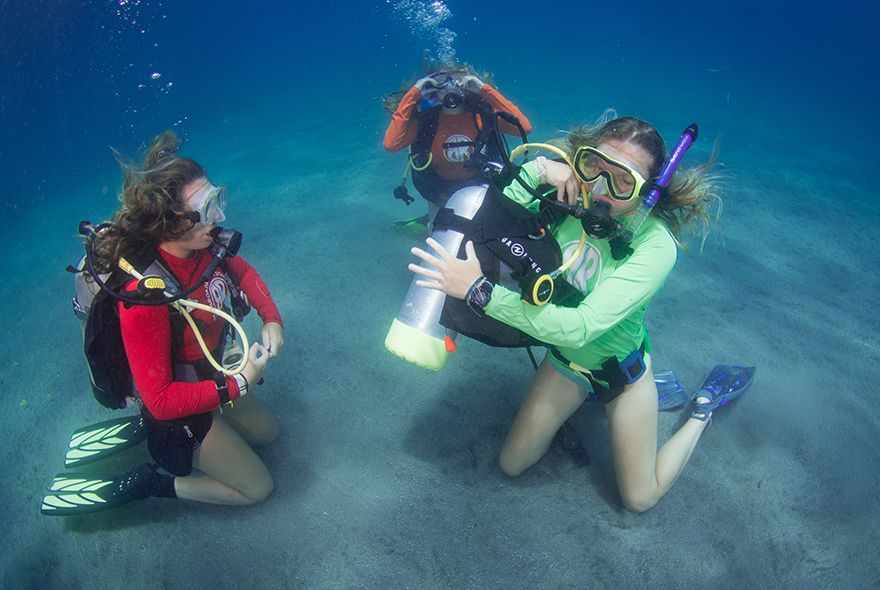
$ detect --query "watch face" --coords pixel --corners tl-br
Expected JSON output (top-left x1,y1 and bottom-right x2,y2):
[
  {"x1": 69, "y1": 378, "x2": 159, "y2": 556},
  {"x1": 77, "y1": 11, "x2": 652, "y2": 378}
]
[{"x1": 473, "y1": 279, "x2": 493, "y2": 308}]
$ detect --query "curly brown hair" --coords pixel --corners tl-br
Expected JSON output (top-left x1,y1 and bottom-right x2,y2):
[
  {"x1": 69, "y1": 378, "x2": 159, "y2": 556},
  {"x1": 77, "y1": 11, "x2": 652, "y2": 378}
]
[
  {"x1": 91, "y1": 131, "x2": 205, "y2": 273},
  {"x1": 566, "y1": 111, "x2": 721, "y2": 243}
]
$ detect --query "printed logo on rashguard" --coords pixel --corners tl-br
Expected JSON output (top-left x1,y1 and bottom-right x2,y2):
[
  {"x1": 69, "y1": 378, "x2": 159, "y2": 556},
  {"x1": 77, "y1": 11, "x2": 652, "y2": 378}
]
[
  {"x1": 205, "y1": 272, "x2": 230, "y2": 309},
  {"x1": 444, "y1": 134, "x2": 474, "y2": 163},
  {"x1": 561, "y1": 239, "x2": 601, "y2": 294}
]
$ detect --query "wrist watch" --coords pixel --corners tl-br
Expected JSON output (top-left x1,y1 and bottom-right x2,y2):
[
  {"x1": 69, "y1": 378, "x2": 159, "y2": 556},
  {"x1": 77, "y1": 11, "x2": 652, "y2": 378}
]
[
  {"x1": 466, "y1": 275, "x2": 494, "y2": 316},
  {"x1": 214, "y1": 375, "x2": 232, "y2": 407}
]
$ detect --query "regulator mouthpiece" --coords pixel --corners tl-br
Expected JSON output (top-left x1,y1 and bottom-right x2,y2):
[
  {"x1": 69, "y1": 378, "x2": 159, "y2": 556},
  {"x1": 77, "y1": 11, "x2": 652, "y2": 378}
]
[
  {"x1": 581, "y1": 201, "x2": 617, "y2": 238},
  {"x1": 210, "y1": 227, "x2": 242, "y2": 258}
]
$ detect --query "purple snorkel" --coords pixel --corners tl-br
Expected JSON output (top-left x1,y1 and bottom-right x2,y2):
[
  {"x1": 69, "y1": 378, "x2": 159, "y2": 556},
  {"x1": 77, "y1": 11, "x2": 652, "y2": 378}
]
[{"x1": 609, "y1": 123, "x2": 699, "y2": 259}]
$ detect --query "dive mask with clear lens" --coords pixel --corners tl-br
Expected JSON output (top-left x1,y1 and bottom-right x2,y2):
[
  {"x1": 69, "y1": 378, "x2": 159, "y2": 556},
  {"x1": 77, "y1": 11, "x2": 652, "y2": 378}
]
[
  {"x1": 417, "y1": 72, "x2": 464, "y2": 112},
  {"x1": 573, "y1": 145, "x2": 648, "y2": 201},
  {"x1": 188, "y1": 183, "x2": 227, "y2": 225}
]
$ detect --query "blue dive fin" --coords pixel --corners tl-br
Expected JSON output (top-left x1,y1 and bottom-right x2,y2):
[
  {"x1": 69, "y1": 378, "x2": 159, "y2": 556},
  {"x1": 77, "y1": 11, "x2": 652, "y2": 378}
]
[
  {"x1": 693, "y1": 365, "x2": 756, "y2": 407},
  {"x1": 654, "y1": 369, "x2": 688, "y2": 411}
]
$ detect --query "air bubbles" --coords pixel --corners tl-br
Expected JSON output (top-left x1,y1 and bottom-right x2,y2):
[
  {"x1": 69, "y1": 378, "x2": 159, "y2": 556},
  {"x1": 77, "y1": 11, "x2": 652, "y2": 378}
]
[
  {"x1": 391, "y1": 0, "x2": 458, "y2": 66},
  {"x1": 429, "y1": 1, "x2": 451, "y2": 19}
]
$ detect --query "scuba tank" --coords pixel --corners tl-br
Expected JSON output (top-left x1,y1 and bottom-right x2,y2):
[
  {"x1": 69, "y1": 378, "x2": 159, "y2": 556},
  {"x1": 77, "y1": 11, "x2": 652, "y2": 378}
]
[
  {"x1": 385, "y1": 96, "x2": 572, "y2": 371},
  {"x1": 385, "y1": 184, "x2": 488, "y2": 371},
  {"x1": 385, "y1": 181, "x2": 581, "y2": 370}
]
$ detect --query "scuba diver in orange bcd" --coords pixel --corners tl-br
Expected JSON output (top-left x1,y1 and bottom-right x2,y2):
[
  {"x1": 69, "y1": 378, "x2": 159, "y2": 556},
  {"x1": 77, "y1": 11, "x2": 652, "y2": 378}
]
[{"x1": 383, "y1": 67, "x2": 532, "y2": 219}]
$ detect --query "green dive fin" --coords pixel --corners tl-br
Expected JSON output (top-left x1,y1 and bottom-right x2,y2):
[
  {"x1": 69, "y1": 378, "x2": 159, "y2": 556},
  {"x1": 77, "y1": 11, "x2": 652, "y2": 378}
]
[
  {"x1": 654, "y1": 369, "x2": 688, "y2": 411},
  {"x1": 41, "y1": 463, "x2": 161, "y2": 516},
  {"x1": 393, "y1": 213, "x2": 429, "y2": 227},
  {"x1": 65, "y1": 414, "x2": 148, "y2": 467}
]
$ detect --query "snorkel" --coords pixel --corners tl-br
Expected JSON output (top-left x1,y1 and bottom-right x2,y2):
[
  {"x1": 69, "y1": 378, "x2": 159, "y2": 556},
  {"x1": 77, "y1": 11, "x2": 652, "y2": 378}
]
[{"x1": 608, "y1": 123, "x2": 699, "y2": 259}]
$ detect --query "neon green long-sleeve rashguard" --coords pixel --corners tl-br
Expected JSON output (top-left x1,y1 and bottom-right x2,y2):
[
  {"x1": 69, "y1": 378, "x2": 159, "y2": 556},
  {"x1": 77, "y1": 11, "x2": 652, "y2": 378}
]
[{"x1": 484, "y1": 162, "x2": 678, "y2": 371}]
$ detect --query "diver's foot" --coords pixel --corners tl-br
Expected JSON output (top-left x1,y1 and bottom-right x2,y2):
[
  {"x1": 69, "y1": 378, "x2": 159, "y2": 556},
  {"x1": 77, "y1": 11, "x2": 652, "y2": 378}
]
[
  {"x1": 554, "y1": 421, "x2": 591, "y2": 467},
  {"x1": 41, "y1": 463, "x2": 175, "y2": 516},
  {"x1": 689, "y1": 364, "x2": 756, "y2": 421}
]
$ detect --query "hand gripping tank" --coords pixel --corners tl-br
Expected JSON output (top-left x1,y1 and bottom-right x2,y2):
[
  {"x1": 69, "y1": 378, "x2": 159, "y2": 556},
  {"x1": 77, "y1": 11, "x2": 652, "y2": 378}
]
[{"x1": 384, "y1": 184, "x2": 489, "y2": 371}]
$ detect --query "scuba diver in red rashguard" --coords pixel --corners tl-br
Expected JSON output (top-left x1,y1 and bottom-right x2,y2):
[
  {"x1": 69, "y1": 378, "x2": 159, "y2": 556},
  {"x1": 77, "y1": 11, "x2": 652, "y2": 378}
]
[{"x1": 41, "y1": 131, "x2": 284, "y2": 515}]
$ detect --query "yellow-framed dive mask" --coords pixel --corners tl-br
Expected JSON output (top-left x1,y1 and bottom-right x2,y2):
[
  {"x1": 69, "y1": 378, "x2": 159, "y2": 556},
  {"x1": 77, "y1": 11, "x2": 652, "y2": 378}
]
[{"x1": 572, "y1": 145, "x2": 648, "y2": 201}]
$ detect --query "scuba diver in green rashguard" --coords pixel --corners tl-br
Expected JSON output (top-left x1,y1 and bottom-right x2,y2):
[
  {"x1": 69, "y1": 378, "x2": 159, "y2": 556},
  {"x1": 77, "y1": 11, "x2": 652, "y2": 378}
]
[{"x1": 407, "y1": 114, "x2": 755, "y2": 512}]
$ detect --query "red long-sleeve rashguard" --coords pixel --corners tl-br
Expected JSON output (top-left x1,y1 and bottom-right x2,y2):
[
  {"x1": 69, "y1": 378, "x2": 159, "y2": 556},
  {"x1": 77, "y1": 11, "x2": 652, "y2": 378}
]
[{"x1": 118, "y1": 248, "x2": 283, "y2": 421}]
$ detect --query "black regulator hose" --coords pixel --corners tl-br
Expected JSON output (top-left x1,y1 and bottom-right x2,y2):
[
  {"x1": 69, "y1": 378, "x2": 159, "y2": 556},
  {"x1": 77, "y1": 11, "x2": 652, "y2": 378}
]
[{"x1": 76, "y1": 221, "x2": 241, "y2": 307}]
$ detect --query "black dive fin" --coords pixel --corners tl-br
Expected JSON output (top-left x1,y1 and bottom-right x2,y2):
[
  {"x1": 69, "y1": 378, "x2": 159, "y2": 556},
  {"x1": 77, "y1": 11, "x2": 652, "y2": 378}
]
[{"x1": 65, "y1": 414, "x2": 148, "y2": 467}]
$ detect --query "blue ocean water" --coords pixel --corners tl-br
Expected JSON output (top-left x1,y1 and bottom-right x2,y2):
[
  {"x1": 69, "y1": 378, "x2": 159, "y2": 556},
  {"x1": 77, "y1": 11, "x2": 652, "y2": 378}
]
[
  {"x1": 1, "y1": 1, "x2": 878, "y2": 588},
  {"x1": 3, "y1": 0, "x2": 876, "y2": 211}
]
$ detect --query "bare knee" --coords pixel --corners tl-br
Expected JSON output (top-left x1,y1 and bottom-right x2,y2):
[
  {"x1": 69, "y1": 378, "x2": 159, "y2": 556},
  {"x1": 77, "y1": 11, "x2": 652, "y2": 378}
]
[
  {"x1": 264, "y1": 420, "x2": 279, "y2": 444},
  {"x1": 498, "y1": 452, "x2": 526, "y2": 477},
  {"x1": 250, "y1": 419, "x2": 279, "y2": 447},
  {"x1": 242, "y1": 472, "x2": 275, "y2": 504},
  {"x1": 498, "y1": 420, "x2": 558, "y2": 478},
  {"x1": 620, "y1": 489, "x2": 659, "y2": 513}
]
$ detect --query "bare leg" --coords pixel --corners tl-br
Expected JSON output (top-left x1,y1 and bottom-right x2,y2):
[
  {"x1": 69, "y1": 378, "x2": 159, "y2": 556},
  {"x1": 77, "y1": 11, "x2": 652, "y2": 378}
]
[
  {"x1": 499, "y1": 357, "x2": 587, "y2": 476},
  {"x1": 606, "y1": 355, "x2": 709, "y2": 512},
  {"x1": 173, "y1": 414, "x2": 274, "y2": 505},
  {"x1": 221, "y1": 394, "x2": 278, "y2": 447}
]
